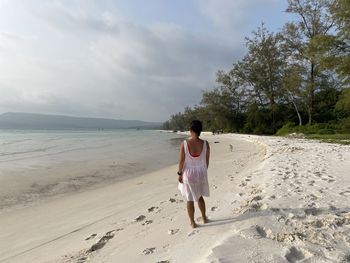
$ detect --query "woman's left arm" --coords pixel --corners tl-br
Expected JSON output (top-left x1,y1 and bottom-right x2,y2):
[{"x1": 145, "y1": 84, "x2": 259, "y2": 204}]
[
  {"x1": 206, "y1": 141, "x2": 210, "y2": 168},
  {"x1": 178, "y1": 142, "x2": 185, "y2": 183}
]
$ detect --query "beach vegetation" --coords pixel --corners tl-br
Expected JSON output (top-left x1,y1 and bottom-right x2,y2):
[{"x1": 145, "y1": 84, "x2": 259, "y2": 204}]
[{"x1": 164, "y1": 0, "x2": 350, "y2": 138}]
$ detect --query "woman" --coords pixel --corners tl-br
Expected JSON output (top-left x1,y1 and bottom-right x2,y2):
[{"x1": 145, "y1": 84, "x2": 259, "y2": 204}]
[{"x1": 177, "y1": 120, "x2": 210, "y2": 228}]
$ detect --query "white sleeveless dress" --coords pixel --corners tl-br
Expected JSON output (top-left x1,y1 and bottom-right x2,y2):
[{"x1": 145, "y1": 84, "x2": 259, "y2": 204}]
[{"x1": 178, "y1": 140, "x2": 210, "y2": 201}]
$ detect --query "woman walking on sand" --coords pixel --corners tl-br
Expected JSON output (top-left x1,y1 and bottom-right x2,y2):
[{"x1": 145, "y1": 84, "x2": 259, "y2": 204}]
[{"x1": 177, "y1": 120, "x2": 210, "y2": 228}]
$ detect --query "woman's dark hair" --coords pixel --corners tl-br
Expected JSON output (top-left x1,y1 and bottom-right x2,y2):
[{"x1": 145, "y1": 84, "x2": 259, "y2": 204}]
[{"x1": 190, "y1": 120, "x2": 202, "y2": 136}]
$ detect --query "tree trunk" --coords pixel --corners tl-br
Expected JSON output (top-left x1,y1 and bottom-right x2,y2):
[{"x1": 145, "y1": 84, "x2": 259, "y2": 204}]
[
  {"x1": 271, "y1": 100, "x2": 276, "y2": 133},
  {"x1": 292, "y1": 100, "x2": 303, "y2": 126},
  {"x1": 288, "y1": 91, "x2": 302, "y2": 126},
  {"x1": 308, "y1": 62, "x2": 315, "y2": 125}
]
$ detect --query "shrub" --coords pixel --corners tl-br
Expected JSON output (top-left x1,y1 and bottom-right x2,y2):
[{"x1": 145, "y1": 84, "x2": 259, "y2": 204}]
[
  {"x1": 275, "y1": 122, "x2": 296, "y2": 136},
  {"x1": 318, "y1": 129, "x2": 335, "y2": 135}
]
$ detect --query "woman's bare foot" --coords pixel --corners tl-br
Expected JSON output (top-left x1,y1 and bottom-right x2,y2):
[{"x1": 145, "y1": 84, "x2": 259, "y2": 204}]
[
  {"x1": 202, "y1": 216, "x2": 208, "y2": 224},
  {"x1": 190, "y1": 221, "x2": 197, "y2": 228}
]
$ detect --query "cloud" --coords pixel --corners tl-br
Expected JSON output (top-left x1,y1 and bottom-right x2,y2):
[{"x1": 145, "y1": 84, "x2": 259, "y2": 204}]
[
  {"x1": 31, "y1": 1, "x2": 120, "y2": 35},
  {"x1": 0, "y1": 0, "x2": 286, "y2": 121},
  {"x1": 198, "y1": 0, "x2": 283, "y2": 34},
  {"x1": 0, "y1": 1, "x2": 242, "y2": 121}
]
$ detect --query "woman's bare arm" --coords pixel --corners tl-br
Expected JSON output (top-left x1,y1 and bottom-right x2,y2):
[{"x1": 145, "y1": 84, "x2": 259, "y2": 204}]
[
  {"x1": 178, "y1": 142, "x2": 185, "y2": 183},
  {"x1": 206, "y1": 141, "x2": 210, "y2": 168}
]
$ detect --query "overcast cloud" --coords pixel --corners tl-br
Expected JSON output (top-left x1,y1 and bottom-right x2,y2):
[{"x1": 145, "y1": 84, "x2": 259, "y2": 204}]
[{"x1": 0, "y1": 0, "x2": 288, "y2": 121}]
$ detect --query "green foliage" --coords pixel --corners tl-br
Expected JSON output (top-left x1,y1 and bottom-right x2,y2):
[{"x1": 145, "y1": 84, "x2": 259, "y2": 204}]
[
  {"x1": 336, "y1": 88, "x2": 350, "y2": 116},
  {"x1": 339, "y1": 117, "x2": 350, "y2": 131},
  {"x1": 164, "y1": 0, "x2": 349, "y2": 136},
  {"x1": 283, "y1": 0, "x2": 337, "y2": 124},
  {"x1": 275, "y1": 122, "x2": 297, "y2": 136},
  {"x1": 276, "y1": 121, "x2": 350, "y2": 136},
  {"x1": 306, "y1": 133, "x2": 350, "y2": 145},
  {"x1": 313, "y1": 86, "x2": 341, "y2": 122}
]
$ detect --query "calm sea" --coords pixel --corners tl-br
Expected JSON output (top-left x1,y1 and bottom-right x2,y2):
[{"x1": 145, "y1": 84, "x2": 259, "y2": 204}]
[
  {"x1": 0, "y1": 129, "x2": 186, "y2": 210},
  {"x1": 0, "y1": 129, "x2": 184, "y2": 171}
]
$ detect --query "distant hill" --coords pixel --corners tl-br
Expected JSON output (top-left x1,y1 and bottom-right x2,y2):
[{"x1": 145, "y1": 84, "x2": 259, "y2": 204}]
[{"x1": 0, "y1": 112, "x2": 162, "y2": 130}]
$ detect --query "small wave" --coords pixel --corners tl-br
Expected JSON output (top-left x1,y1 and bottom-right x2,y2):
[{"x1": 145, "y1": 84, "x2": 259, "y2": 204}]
[
  {"x1": 0, "y1": 145, "x2": 59, "y2": 157},
  {"x1": 0, "y1": 138, "x2": 33, "y2": 146},
  {"x1": 0, "y1": 143, "x2": 111, "y2": 163}
]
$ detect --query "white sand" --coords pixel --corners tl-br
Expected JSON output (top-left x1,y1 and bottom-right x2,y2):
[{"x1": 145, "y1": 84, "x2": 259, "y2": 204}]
[{"x1": 0, "y1": 133, "x2": 349, "y2": 263}]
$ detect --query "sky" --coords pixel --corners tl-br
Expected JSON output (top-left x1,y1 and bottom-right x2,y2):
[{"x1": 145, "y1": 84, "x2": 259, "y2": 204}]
[{"x1": 0, "y1": 0, "x2": 291, "y2": 122}]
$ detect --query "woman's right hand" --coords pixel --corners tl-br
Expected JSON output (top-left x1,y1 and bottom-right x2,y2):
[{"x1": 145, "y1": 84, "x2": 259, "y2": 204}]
[{"x1": 178, "y1": 175, "x2": 183, "y2": 183}]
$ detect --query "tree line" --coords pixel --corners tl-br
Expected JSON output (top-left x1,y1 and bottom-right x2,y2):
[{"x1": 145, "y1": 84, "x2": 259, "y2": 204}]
[{"x1": 163, "y1": 0, "x2": 350, "y2": 135}]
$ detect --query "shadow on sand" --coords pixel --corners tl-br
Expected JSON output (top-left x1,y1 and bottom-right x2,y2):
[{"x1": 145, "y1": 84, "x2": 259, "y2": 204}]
[{"x1": 199, "y1": 206, "x2": 350, "y2": 228}]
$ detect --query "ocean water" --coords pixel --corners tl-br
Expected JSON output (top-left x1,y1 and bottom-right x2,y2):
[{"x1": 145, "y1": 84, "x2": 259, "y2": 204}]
[
  {"x1": 0, "y1": 129, "x2": 184, "y2": 171},
  {"x1": 0, "y1": 129, "x2": 185, "y2": 209}
]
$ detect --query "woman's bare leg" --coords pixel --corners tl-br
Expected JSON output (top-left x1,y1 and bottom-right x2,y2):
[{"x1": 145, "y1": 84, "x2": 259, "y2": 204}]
[
  {"x1": 187, "y1": 201, "x2": 196, "y2": 228},
  {"x1": 198, "y1": 196, "x2": 208, "y2": 223}
]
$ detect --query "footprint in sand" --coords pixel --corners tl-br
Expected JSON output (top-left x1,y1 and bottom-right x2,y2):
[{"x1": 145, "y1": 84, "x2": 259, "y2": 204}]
[
  {"x1": 277, "y1": 215, "x2": 285, "y2": 223},
  {"x1": 88, "y1": 230, "x2": 116, "y2": 252},
  {"x1": 304, "y1": 207, "x2": 322, "y2": 216},
  {"x1": 187, "y1": 229, "x2": 200, "y2": 237},
  {"x1": 268, "y1": 195, "x2": 276, "y2": 200},
  {"x1": 309, "y1": 194, "x2": 318, "y2": 201},
  {"x1": 339, "y1": 191, "x2": 350, "y2": 196},
  {"x1": 239, "y1": 181, "x2": 247, "y2": 187},
  {"x1": 328, "y1": 205, "x2": 337, "y2": 210},
  {"x1": 77, "y1": 256, "x2": 88, "y2": 263},
  {"x1": 168, "y1": 229, "x2": 180, "y2": 235},
  {"x1": 142, "y1": 247, "x2": 156, "y2": 255},
  {"x1": 308, "y1": 180, "x2": 315, "y2": 186},
  {"x1": 147, "y1": 206, "x2": 159, "y2": 212},
  {"x1": 85, "y1": 233, "x2": 97, "y2": 240},
  {"x1": 255, "y1": 225, "x2": 268, "y2": 238},
  {"x1": 314, "y1": 171, "x2": 321, "y2": 177},
  {"x1": 285, "y1": 246, "x2": 309, "y2": 263},
  {"x1": 142, "y1": 220, "x2": 153, "y2": 226},
  {"x1": 318, "y1": 188, "x2": 325, "y2": 194},
  {"x1": 341, "y1": 254, "x2": 350, "y2": 263},
  {"x1": 169, "y1": 198, "x2": 183, "y2": 203},
  {"x1": 211, "y1": 206, "x2": 218, "y2": 211},
  {"x1": 251, "y1": 195, "x2": 263, "y2": 201},
  {"x1": 134, "y1": 215, "x2": 146, "y2": 222}
]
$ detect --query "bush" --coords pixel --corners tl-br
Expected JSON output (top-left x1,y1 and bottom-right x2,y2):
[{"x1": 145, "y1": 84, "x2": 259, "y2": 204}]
[
  {"x1": 276, "y1": 122, "x2": 345, "y2": 136},
  {"x1": 275, "y1": 122, "x2": 296, "y2": 136},
  {"x1": 318, "y1": 129, "x2": 335, "y2": 135},
  {"x1": 340, "y1": 117, "x2": 350, "y2": 131}
]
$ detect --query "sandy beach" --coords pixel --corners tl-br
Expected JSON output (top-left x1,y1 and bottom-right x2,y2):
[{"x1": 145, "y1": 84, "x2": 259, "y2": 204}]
[{"x1": 1, "y1": 133, "x2": 350, "y2": 263}]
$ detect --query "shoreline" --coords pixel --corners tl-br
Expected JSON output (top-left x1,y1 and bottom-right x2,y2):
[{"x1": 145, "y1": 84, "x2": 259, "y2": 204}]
[
  {"x1": 1, "y1": 133, "x2": 349, "y2": 262},
  {"x1": 0, "y1": 134, "x2": 265, "y2": 263}
]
